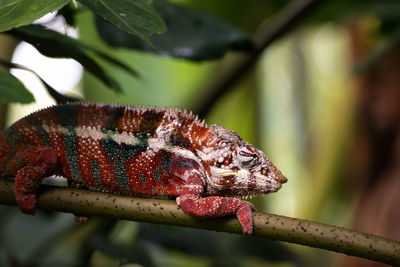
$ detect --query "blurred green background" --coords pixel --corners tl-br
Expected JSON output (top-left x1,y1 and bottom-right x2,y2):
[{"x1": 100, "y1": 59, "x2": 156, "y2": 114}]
[{"x1": 1, "y1": 0, "x2": 400, "y2": 266}]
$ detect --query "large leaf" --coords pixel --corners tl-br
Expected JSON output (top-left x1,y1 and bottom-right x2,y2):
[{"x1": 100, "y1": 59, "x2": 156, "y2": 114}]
[
  {"x1": 78, "y1": 0, "x2": 166, "y2": 46},
  {"x1": 0, "y1": 0, "x2": 70, "y2": 32},
  {"x1": 0, "y1": 70, "x2": 34, "y2": 103},
  {"x1": 95, "y1": 0, "x2": 254, "y2": 61},
  {"x1": 9, "y1": 24, "x2": 138, "y2": 92}
]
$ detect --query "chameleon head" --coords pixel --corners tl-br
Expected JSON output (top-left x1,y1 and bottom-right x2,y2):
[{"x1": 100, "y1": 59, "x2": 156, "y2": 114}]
[{"x1": 203, "y1": 125, "x2": 287, "y2": 197}]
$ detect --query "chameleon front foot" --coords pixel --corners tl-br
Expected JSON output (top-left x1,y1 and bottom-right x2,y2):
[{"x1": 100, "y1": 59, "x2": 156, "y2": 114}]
[
  {"x1": 177, "y1": 195, "x2": 256, "y2": 235},
  {"x1": 236, "y1": 200, "x2": 256, "y2": 235}
]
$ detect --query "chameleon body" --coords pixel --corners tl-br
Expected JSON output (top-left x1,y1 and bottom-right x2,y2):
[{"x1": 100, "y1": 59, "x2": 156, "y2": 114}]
[{"x1": 0, "y1": 103, "x2": 287, "y2": 234}]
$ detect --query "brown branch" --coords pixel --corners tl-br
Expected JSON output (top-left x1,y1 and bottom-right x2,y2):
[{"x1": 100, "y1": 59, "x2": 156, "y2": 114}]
[
  {"x1": 193, "y1": 0, "x2": 322, "y2": 117},
  {"x1": 0, "y1": 179, "x2": 399, "y2": 265}
]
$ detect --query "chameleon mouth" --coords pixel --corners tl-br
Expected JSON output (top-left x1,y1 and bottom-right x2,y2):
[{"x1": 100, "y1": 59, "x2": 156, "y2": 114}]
[{"x1": 208, "y1": 166, "x2": 284, "y2": 195}]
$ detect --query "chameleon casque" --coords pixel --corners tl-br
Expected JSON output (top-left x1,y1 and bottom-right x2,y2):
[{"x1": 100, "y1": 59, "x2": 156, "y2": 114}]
[{"x1": 0, "y1": 103, "x2": 287, "y2": 234}]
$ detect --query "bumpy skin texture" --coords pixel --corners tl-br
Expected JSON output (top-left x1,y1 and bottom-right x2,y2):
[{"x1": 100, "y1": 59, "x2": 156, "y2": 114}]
[{"x1": 0, "y1": 103, "x2": 287, "y2": 234}]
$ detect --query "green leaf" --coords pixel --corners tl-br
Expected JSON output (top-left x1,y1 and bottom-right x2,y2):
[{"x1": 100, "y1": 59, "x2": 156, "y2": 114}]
[
  {"x1": 0, "y1": 70, "x2": 34, "y2": 103},
  {"x1": 78, "y1": 0, "x2": 166, "y2": 46},
  {"x1": 9, "y1": 24, "x2": 138, "y2": 92},
  {"x1": 95, "y1": 0, "x2": 254, "y2": 61},
  {"x1": 0, "y1": 0, "x2": 70, "y2": 32}
]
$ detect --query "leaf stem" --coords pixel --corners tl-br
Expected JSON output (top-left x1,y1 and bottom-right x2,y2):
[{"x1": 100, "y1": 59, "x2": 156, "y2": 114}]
[{"x1": 0, "y1": 179, "x2": 398, "y2": 265}]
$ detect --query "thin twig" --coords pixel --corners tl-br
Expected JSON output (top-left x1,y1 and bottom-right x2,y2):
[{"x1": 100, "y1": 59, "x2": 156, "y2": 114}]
[
  {"x1": 0, "y1": 179, "x2": 398, "y2": 265},
  {"x1": 192, "y1": 0, "x2": 322, "y2": 117}
]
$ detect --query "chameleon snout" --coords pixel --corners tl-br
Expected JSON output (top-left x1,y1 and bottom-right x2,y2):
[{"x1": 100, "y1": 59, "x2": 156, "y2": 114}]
[
  {"x1": 270, "y1": 164, "x2": 287, "y2": 184},
  {"x1": 277, "y1": 172, "x2": 287, "y2": 184}
]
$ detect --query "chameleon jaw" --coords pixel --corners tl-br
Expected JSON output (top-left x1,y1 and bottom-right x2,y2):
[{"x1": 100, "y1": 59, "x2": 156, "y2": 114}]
[{"x1": 207, "y1": 166, "x2": 283, "y2": 197}]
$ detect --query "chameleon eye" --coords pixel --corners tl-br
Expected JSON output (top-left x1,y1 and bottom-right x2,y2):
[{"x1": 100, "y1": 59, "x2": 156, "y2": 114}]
[{"x1": 237, "y1": 147, "x2": 260, "y2": 170}]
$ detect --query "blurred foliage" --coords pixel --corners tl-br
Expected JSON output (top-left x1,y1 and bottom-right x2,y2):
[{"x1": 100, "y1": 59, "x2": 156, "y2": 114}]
[
  {"x1": 9, "y1": 24, "x2": 139, "y2": 93},
  {"x1": 95, "y1": 0, "x2": 255, "y2": 61},
  {"x1": 76, "y1": 10, "x2": 218, "y2": 107},
  {"x1": 0, "y1": 0, "x2": 257, "y2": 104},
  {"x1": 0, "y1": 0, "x2": 400, "y2": 266}
]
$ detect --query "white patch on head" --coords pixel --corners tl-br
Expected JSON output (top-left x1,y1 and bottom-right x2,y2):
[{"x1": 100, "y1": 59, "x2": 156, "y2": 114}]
[
  {"x1": 212, "y1": 167, "x2": 249, "y2": 176},
  {"x1": 196, "y1": 146, "x2": 232, "y2": 162}
]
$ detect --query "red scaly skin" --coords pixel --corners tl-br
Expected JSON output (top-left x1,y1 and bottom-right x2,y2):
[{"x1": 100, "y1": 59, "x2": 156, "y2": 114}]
[{"x1": 0, "y1": 103, "x2": 287, "y2": 234}]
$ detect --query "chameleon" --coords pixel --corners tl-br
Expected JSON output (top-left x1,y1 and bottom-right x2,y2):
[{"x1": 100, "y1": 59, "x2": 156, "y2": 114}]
[{"x1": 0, "y1": 103, "x2": 287, "y2": 234}]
